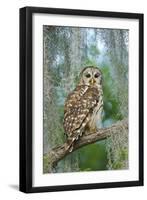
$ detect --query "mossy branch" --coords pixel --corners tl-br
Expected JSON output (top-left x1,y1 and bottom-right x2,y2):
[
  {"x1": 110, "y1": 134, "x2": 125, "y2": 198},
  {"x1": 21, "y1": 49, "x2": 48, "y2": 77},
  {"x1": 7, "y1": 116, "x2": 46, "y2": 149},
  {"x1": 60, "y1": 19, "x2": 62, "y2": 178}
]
[{"x1": 44, "y1": 119, "x2": 128, "y2": 172}]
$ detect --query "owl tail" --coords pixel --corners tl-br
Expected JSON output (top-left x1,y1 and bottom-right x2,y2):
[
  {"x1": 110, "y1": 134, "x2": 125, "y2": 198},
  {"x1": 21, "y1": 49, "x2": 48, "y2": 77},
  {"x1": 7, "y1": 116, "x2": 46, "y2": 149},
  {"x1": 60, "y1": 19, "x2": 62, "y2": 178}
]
[
  {"x1": 66, "y1": 131, "x2": 83, "y2": 152},
  {"x1": 66, "y1": 137, "x2": 75, "y2": 152}
]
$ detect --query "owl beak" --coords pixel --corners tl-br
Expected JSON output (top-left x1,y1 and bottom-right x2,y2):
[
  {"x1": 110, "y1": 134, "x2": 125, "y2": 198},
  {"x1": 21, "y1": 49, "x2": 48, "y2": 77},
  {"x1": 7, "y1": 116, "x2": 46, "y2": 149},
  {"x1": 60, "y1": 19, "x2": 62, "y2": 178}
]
[{"x1": 89, "y1": 78, "x2": 95, "y2": 85}]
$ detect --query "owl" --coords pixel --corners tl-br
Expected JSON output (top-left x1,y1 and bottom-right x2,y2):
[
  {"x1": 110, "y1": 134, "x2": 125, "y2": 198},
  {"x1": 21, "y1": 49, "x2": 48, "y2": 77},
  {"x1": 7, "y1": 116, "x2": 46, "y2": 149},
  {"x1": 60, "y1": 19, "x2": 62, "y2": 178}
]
[{"x1": 63, "y1": 66, "x2": 103, "y2": 152}]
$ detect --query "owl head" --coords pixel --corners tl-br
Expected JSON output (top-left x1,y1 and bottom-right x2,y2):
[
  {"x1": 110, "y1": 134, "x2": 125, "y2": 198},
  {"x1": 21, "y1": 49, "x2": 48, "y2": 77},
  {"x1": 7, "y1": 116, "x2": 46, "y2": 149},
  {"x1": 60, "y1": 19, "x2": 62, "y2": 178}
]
[{"x1": 79, "y1": 66, "x2": 102, "y2": 88}]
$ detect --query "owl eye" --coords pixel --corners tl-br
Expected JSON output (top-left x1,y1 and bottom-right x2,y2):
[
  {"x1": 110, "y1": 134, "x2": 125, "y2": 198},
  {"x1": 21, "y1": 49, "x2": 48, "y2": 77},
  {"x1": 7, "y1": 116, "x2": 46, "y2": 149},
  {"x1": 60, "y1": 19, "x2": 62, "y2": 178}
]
[
  {"x1": 94, "y1": 73, "x2": 100, "y2": 78},
  {"x1": 85, "y1": 73, "x2": 91, "y2": 78}
]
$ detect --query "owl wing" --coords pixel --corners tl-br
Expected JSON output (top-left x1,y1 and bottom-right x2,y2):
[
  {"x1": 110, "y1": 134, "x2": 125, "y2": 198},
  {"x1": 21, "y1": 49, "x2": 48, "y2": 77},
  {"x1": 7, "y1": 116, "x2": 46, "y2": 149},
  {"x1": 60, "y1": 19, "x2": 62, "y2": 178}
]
[{"x1": 63, "y1": 85, "x2": 100, "y2": 139}]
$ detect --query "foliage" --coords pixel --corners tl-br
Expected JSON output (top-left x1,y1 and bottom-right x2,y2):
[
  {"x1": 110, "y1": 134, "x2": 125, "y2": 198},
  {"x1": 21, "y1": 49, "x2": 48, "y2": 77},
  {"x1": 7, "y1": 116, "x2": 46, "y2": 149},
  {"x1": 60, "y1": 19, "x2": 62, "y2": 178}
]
[{"x1": 79, "y1": 141, "x2": 108, "y2": 171}]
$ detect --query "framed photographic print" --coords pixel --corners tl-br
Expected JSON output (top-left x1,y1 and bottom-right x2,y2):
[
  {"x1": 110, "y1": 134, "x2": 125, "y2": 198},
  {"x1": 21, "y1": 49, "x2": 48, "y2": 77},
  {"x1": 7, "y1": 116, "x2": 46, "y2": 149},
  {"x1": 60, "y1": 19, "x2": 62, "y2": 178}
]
[{"x1": 19, "y1": 6, "x2": 144, "y2": 193}]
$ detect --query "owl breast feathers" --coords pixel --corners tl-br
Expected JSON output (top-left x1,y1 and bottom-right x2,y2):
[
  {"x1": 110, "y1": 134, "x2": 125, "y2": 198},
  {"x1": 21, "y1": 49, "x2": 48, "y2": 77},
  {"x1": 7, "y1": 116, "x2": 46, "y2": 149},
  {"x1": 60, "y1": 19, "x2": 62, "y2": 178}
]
[{"x1": 63, "y1": 85, "x2": 103, "y2": 152}]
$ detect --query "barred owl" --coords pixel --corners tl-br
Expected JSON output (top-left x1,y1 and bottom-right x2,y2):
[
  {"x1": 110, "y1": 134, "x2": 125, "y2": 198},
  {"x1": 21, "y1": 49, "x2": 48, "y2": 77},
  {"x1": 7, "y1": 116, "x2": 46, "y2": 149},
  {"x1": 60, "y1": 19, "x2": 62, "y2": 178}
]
[{"x1": 63, "y1": 66, "x2": 103, "y2": 152}]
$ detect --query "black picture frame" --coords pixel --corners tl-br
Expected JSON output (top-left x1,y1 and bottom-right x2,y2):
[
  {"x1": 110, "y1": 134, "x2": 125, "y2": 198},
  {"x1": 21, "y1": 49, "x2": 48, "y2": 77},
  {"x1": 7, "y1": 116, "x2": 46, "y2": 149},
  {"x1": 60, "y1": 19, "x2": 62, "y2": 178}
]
[{"x1": 19, "y1": 6, "x2": 144, "y2": 193}]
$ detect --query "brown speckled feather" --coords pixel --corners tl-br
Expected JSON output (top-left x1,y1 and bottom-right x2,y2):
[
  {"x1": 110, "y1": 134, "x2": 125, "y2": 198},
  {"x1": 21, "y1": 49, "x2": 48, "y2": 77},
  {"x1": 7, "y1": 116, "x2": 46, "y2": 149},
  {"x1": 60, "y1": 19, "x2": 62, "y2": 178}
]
[{"x1": 63, "y1": 85, "x2": 100, "y2": 138}]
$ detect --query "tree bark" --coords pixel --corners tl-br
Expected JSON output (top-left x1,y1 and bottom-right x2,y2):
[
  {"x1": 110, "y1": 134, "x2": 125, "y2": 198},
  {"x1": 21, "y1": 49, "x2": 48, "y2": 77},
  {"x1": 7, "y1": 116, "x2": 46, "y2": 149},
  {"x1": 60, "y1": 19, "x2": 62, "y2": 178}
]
[{"x1": 44, "y1": 119, "x2": 128, "y2": 173}]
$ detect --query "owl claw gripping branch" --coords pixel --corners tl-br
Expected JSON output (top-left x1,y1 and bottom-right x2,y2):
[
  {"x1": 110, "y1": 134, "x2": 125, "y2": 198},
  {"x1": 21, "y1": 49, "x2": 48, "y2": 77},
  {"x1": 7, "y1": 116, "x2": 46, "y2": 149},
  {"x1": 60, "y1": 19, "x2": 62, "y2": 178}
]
[{"x1": 63, "y1": 66, "x2": 103, "y2": 152}]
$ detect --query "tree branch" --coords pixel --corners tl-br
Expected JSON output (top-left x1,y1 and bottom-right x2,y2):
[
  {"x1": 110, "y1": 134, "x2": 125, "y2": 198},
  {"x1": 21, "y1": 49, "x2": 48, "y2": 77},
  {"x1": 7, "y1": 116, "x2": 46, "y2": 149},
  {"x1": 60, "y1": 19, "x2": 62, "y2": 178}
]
[{"x1": 44, "y1": 119, "x2": 128, "y2": 172}]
